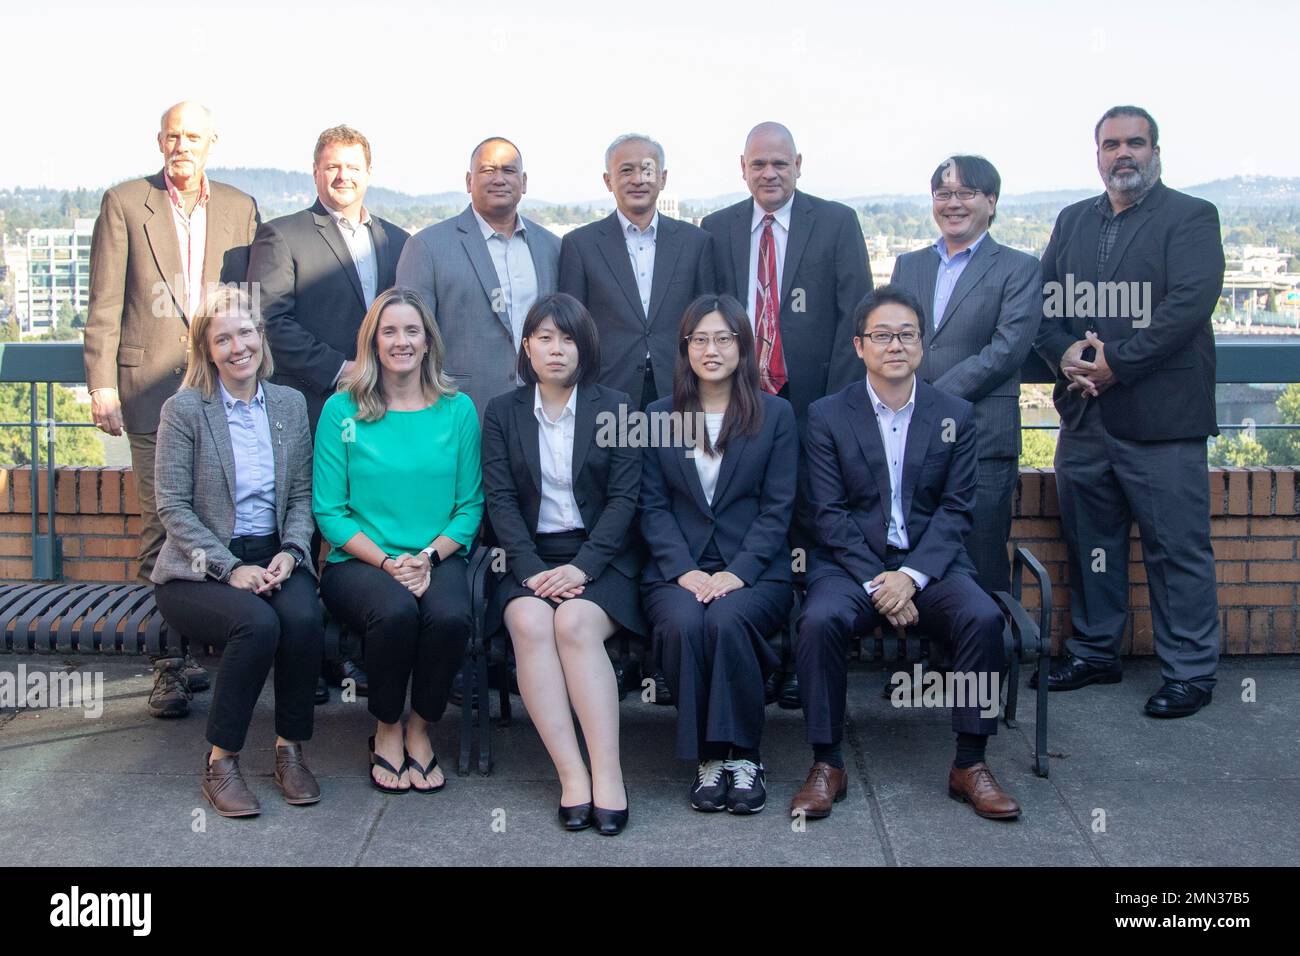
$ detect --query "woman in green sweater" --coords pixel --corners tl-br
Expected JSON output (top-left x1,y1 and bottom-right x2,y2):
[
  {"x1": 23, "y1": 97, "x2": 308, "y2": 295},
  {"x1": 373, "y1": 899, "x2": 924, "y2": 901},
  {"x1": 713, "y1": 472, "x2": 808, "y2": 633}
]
[{"x1": 314, "y1": 287, "x2": 483, "y2": 794}]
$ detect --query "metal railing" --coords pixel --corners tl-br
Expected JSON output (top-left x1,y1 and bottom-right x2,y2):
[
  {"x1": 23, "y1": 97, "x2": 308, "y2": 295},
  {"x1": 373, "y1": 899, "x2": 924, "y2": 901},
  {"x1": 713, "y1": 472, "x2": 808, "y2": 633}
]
[{"x1": 2, "y1": 340, "x2": 1299, "y2": 581}]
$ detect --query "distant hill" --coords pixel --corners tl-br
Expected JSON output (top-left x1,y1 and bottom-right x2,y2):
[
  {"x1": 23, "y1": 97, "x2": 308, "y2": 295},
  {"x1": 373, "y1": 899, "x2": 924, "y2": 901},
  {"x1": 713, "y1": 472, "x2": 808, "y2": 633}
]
[{"x1": 208, "y1": 167, "x2": 465, "y2": 210}]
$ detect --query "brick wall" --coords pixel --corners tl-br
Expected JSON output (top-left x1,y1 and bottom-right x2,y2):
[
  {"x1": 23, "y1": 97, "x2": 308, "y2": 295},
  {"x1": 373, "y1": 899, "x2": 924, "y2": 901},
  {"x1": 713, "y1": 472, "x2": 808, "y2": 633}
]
[{"x1": 0, "y1": 465, "x2": 1297, "y2": 654}]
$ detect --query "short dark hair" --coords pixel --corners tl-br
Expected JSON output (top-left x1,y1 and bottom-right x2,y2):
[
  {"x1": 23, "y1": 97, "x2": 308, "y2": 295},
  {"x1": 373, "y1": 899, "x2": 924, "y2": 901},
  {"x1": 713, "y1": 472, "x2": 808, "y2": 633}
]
[
  {"x1": 469, "y1": 136, "x2": 524, "y2": 171},
  {"x1": 1094, "y1": 105, "x2": 1159, "y2": 148},
  {"x1": 853, "y1": 285, "x2": 925, "y2": 338},
  {"x1": 516, "y1": 293, "x2": 601, "y2": 388},
  {"x1": 930, "y1": 155, "x2": 1001, "y2": 225}
]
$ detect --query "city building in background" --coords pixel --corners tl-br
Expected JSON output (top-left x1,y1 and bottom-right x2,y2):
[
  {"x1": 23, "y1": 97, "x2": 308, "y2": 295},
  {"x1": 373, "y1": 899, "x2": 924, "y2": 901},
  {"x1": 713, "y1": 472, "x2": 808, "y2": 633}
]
[{"x1": 20, "y1": 218, "x2": 93, "y2": 336}]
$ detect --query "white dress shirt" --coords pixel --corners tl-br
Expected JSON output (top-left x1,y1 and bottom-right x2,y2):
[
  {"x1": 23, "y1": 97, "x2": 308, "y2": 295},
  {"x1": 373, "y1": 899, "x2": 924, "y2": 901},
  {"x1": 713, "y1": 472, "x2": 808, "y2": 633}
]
[
  {"x1": 745, "y1": 194, "x2": 794, "y2": 331},
  {"x1": 472, "y1": 206, "x2": 539, "y2": 349},
  {"x1": 616, "y1": 209, "x2": 658, "y2": 315},
  {"x1": 326, "y1": 205, "x2": 379, "y2": 307},
  {"x1": 163, "y1": 170, "x2": 208, "y2": 320},
  {"x1": 534, "y1": 385, "x2": 584, "y2": 533},
  {"x1": 694, "y1": 412, "x2": 726, "y2": 505},
  {"x1": 863, "y1": 376, "x2": 931, "y2": 593}
]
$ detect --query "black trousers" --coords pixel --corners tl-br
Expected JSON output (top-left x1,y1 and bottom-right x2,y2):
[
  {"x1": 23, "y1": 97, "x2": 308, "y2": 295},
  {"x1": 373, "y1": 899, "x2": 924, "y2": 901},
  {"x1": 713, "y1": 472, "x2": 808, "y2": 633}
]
[
  {"x1": 794, "y1": 564, "x2": 1005, "y2": 743},
  {"x1": 644, "y1": 579, "x2": 790, "y2": 760},
  {"x1": 319, "y1": 556, "x2": 471, "y2": 724},
  {"x1": 969, "y1": 457, "x2": 1018, "y2": 594},
  {"x1": 153, "y1": 533, "x2": 323, "y2": 752}
]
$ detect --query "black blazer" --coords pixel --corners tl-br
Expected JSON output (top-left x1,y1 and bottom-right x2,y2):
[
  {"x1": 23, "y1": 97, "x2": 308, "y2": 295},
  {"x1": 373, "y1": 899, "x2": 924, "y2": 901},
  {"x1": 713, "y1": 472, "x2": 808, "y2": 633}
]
[
  {"x1": 804, "y1": 378, "x2": 978, "y2": 586},
  {"x1": 1033, "y1": 180, "x2": 1224, "y2": 441},
  {"x1": 249, "y1": 199, "x2": 410, "y2": 428},
  {"x1": 639, "y1": 392, "x2": 798, "y2": 586},
  {"x1": 482, "y1": 383, "x2": 641, "y2": 586},
  {"x1": 558, "y1": 213, "x2": 715, "y2": 402},
  {"x1": 700, "y1": 190, "x2": 872, "y2": 425}
]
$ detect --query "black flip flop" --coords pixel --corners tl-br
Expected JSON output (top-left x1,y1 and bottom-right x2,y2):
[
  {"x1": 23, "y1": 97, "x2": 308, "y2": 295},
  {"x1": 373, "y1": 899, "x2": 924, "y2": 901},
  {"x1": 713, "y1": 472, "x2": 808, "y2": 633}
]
[
  {"x1": 405, "y1": 749, "x2": 445, "y2": 794},
  {"x1": 368, "y1": 735, "x2": 410, "y2": 794}
]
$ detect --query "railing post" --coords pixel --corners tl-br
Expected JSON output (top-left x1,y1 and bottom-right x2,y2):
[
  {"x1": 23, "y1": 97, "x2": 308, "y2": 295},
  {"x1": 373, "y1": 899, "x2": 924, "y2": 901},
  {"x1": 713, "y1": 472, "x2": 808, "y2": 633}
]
[{"x1": 29, "y1": 379, "x2": 63, "y2": 580}]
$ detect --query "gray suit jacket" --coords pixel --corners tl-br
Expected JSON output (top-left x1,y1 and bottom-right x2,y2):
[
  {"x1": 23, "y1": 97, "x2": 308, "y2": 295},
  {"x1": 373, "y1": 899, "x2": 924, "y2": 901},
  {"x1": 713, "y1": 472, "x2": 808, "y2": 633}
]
[
  {"x1": 396, "y1": 204, "x2": 561, "y2": 419},
  {"x1": 151, "y1": 381, "x2": 316, "y2": 585},
  {"x1": 891, "y1": 235, "x2": 1040, "y2": 459}
]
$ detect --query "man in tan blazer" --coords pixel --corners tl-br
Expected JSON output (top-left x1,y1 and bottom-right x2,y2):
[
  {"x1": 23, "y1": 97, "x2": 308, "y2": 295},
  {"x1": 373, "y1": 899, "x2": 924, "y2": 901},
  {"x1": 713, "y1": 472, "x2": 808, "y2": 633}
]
[{"x1": 84, "y1": 101, "x2": 260, "y2": 718}]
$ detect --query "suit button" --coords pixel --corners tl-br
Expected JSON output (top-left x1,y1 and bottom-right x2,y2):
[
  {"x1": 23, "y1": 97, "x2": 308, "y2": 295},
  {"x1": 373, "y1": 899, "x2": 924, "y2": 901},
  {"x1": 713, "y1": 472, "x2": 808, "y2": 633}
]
[{"x1": 173, "y1": 367, "x2": 182, "y2": 375}]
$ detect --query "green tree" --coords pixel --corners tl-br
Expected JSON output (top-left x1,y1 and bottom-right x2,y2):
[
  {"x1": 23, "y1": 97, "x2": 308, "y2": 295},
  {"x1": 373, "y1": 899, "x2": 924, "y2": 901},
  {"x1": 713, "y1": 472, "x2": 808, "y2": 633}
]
[
  {"x1": 0, "y1": 382, "x2": 104, "y2": 466},
  {"x1": 1020, "y1": 428, "x2": 1057, "y2": 468},
  {"x1": 1208, "y1": 431, "x2": 1270, "y2": 466}
]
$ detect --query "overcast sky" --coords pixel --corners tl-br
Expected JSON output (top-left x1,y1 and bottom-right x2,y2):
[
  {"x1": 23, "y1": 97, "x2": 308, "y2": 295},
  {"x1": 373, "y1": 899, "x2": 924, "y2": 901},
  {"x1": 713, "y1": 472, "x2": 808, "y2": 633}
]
[{"x1": 5, "y1": 0, "x2": 1296, "y2": 201}]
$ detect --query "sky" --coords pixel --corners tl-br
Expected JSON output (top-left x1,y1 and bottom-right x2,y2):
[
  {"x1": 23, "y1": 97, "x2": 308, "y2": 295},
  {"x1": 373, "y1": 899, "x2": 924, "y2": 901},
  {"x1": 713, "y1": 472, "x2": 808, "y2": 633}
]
[{"x1": 4, "y1": 0, "x2": 1297, "y2": 202}]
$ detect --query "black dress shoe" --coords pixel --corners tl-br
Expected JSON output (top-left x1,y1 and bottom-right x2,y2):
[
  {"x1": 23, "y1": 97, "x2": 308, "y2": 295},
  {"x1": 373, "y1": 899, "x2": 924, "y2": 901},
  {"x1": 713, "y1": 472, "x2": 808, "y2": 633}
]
[
  {"x1": 314, "y1": 676, "x2": 329, "y2": 705},
  {"x1": 1145, "y1": 680, "x2": 1212, "y2": 718},
  {"x1": 651, "y1": 670, "x2": 673, "y2": 706},
  {"x1": 558, "y1": 802, "x2": 593, "y2": 831},
  {"x1": 1028, "y1": 654, "x2": 1122, "y2": 691},
  {"x1": 592, "y1": 804, "x2": 629, "y2": 836},
  {"x1": 778, "y1": 671, "x2": 801, "y2": 710},
  {"x1": 339, "y1": 659, "x2": 369, "y2": 697},
  {"x1": 764, "y1": 671, "x2": 781, "y2": 706}
]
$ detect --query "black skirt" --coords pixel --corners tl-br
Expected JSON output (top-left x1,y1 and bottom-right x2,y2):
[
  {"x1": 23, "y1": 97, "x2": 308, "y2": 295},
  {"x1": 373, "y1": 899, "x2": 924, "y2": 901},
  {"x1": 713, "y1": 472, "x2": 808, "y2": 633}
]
[{"x1": 486, "y1": 529, "x2": 646, "y2": 639}]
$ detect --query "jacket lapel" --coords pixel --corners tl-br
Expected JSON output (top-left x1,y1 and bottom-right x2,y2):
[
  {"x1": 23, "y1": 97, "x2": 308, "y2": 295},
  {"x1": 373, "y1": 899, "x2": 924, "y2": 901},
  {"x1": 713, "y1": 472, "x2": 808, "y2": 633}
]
[
  {"x1": 675, "y1": 440, "x2": 713, "y2": 517},
  {"x1": 523, "y1": 215, "x2": 557, "y2": 292},
  {"x1": 200, "y1": 192, "x2": 231, "y2": 295},
  {"x1": 934, "y1": 237, "x2": 999, "y2": 338},
  {"x1": 920, "y1": 250, "x2": 940, "y2": 336},
  {"x1": 731, "y1": 201, "x2": 752, "y2": 301},
  {"x1": 845, "y1": 382, "x2": 893, "y2": 520},
  {"x1": 512, "y1": 388, "x2": 541, "y2": 494},
  {"x1": 570, "y1": 386, "x2": 597, "y2": 482},
  {"x1": 596, "y1": 213, "x2": 647, "y2": 323},
  {"x1": 369, "y1": 214, "x2": 391, "y2": 286},
  {"x1": 900, "y1": 383, "x2": 934, "y2": 523},
  {"x1": 143, "y1": 174, "x2": 187, "y2": 321},
  {"x1": 710, "y1": 428, "x2": 748, "y2": 509},
  {"x1": 779, "y1": 191, "x2": 814, "y2": 312},
  {"x1": 201, "y1": 391, "x2": 237, "y2": 502},
  {"x1": 457, "y1": 206, "x2": 513, "y2": 338},
  {"x1": 647, "y1": 217, "x2": 682, "y2": 328},
  {"x1": 262, "y1": 384, "x2": 289, "y2": 526},
  {"x1": 311, "y1": 200, "x2": 365, "y2": 310}
]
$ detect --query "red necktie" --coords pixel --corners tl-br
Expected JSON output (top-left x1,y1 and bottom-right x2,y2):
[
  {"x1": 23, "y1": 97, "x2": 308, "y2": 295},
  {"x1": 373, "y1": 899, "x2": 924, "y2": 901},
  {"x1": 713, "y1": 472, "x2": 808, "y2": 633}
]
[{"x1": 755, "y1": 214, "x2": 787, "y2": 394}]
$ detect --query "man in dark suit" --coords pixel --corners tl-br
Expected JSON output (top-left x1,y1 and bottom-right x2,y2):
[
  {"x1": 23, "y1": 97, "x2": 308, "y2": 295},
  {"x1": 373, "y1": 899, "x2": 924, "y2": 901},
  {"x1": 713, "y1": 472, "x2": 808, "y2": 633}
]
[
  {"x1": 248, "y1": 124, "x2": 409, "y2": 697},
  {"x1": 791, "y1": 286, "x2": 1018, "y2": 822},
  {"x1": 891, "y1": 155, "x2": 1040, "y2": 594},
  {"x1": 85, "y1": 100, "x2": 260, "y2": 718},
  {"x1": 249, "y1": 125, "x2": 409, "y2": 433},
  {"x1": 558, "y1": 133, "x2": 715, "y2": 410},
  {"x1": 700, "y1": 122, "x2": 872, "y2": 426},
  {"x1": 1032, "y1": 106, "x2": 1224, "y2": 718}
]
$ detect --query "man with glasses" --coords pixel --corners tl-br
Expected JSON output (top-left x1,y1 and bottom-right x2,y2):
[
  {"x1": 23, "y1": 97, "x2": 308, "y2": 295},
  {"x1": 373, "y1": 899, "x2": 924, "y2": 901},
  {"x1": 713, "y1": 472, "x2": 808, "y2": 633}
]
[
  {"x1": 891, "y1": 156, "x2": 1040, "y2": 594},
  {"x1": 791, "y1": 286, "x2": 1018, "y2": 822}
]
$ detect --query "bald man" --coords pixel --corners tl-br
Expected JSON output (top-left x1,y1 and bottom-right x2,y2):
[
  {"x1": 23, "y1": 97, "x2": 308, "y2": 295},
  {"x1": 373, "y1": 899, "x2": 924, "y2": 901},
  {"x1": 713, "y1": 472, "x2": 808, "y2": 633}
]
[
  {"x1": 701, "y1": 122, "x2": 872, "y2": 427},
  {"x1": 85, "y1": 101, "x2": 260, "y2": 717},
  {"x1": 396, "y1": 136, "x2": 561, "y2": 419}
]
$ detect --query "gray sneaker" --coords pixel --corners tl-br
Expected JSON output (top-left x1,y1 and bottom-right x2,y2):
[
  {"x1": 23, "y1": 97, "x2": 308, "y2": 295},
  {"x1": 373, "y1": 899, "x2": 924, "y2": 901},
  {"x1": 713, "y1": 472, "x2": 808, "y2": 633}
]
[{"x1": 148, "y1": 658, "x2": 192, "y2": 718}]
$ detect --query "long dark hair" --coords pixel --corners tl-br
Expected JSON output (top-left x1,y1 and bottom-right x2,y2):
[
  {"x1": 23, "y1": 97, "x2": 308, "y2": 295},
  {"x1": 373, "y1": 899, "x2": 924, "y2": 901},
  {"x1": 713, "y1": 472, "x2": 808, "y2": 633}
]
[{"x1": 671, "y1": 294, "x2": 763, "y2": 456}]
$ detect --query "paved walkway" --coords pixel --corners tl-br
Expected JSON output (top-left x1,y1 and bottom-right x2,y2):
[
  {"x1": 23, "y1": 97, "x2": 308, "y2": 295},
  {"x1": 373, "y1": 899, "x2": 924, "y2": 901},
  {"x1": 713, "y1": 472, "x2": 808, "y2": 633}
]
[{"x1": 1, "y1": 655, "x2": 1296, "y2": 866}]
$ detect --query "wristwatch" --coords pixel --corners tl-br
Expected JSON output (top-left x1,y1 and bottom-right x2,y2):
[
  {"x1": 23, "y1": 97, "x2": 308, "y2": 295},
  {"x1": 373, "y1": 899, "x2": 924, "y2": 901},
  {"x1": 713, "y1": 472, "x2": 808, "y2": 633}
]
[{"x1": 420, "y1": 546, "x2": 442, "y2": 567}]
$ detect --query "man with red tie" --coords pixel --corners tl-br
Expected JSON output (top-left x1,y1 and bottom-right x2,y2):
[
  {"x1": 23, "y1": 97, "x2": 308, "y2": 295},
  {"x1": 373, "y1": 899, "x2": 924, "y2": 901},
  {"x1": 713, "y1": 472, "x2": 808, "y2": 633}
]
[{"x1": 701, "y1": 122, "x2": 872, "y2": 429}]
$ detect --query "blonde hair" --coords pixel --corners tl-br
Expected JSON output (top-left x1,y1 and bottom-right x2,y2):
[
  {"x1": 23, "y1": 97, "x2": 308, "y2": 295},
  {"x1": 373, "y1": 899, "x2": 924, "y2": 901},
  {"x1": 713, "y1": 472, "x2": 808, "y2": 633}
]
[
  {"x1": 182, "y1": 285, "x2": 274, "y2": 397},
  {"x1": 344, "y1": 287, "x2": 457, "y2": 422}
]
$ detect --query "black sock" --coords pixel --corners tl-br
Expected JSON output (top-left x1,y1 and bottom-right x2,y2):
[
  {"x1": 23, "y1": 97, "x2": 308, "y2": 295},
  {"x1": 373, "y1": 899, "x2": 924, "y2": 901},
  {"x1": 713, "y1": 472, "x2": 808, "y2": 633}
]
[
  {"x1": 730, "y1": 746, "x2": 761, "y2": 764},
  {"x1": 954, "y1": 732, "x2": 987, "y2": 769},
  {"x1": 813, "y1": 743, "x2": 844, "y2": 769},
  {"x1": 701, "y1": 742, "x2": 729, "y2": 761}
]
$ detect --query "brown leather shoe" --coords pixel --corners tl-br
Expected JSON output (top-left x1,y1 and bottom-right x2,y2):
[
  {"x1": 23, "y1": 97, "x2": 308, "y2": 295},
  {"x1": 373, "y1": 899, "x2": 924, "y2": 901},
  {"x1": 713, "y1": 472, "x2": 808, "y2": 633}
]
[
  {"x1": 274, "y1": 743, "x2": 321, "y2": 806},
  {"x1": 947, "y1": 762, "x2": 1021, "y2": 820},
  {"x1": 202, "y1": 751, "x2": 260, "y2": 818},
  {"x1": 789, "y1": 762, "x2": 848, "y2": 819}
]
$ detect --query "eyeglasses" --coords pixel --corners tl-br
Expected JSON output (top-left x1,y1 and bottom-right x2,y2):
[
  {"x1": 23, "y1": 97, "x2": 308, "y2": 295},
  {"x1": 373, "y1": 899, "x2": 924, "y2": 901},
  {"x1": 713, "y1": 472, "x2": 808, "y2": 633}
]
[
  {"x1": 685, "y1": 332, "x2": 737, "y2": 350},
  {"x1": 860, "y1": 330, "x2": 921, "y2": 346},
  {"x1": 932, "y1": 188, "x2": 982, "y2": 202}
]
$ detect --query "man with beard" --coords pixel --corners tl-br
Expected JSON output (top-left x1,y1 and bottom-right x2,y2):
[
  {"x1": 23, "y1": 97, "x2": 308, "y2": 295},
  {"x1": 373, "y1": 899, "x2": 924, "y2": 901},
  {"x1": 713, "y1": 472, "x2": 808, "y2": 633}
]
[{"x1": 1032, "y1": 106, "x2": 1225, "y2": 717}]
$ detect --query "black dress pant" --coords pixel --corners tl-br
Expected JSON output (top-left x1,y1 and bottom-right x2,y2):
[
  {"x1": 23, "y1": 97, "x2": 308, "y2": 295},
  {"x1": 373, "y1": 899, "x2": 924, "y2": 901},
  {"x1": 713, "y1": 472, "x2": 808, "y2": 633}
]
[
  {"x1": 795, "y1": 565, "x2": 1004, "y2": 743},
  {"x1": 153, "y1": 533, "x2": 323, "y2": 752},
  {"x1": 319, "y1": 556, "x2": 471, "y2": 724},
  {"x1": 644, "y1": 579, "x2": 790, "y2": 760}
]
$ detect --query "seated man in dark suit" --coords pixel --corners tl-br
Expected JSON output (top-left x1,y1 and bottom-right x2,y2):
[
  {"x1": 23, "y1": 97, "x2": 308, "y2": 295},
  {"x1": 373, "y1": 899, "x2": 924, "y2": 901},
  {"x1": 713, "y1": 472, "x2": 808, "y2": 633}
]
[{"x1": 792, "y1": 285, "x2": 1020, "y2": 822}]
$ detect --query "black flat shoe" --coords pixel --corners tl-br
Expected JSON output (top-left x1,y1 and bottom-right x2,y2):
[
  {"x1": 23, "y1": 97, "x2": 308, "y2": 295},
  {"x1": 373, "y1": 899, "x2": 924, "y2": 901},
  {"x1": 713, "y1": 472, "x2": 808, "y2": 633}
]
[
  {"x1": 314, "y1": 676, "x2": 329, "y2": 706},
  {"x1": 778, "y1": 671, "x2": 801, "y2": 710},
  {"x1": 1028, "y1": 654, "x2": 1122, "y2": 691},
  {"x1": 1145, "y1": 680, "x2": 1212, "y2": 718},
  {"x1": 558, "y1": 802, "x2": 593, "y2": 831},
  {"x1": 592, "y1": 804, "x2": 629, "y2": 836}
]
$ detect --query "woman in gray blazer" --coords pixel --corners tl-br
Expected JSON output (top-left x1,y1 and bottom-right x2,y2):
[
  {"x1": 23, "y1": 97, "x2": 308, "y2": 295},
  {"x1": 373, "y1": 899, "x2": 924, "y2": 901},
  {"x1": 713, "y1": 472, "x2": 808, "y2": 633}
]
[{"x1": 151, "y1": 285, "x2": 324, "y2": 819}]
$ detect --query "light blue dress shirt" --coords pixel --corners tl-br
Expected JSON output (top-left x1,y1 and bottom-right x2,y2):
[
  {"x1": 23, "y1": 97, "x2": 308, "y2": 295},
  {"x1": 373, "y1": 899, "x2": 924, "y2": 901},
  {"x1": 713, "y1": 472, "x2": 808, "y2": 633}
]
[
  {"x1": 931, "y1": 231, "x2": 987, "y2": 331},
  {"x1": 219, "y1": 381, "x2": 277, "y2": 537},
  {"x1": 864, "y1": 375, "x2": 930, "y2": 593},
  {"x1": 472, "y1": 206, "x2": 539, "y2": 350}
]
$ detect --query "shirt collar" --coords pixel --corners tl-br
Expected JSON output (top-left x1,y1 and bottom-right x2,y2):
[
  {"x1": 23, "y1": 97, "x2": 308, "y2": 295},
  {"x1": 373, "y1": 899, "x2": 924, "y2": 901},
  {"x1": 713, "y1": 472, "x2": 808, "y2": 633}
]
[
  {"x1": 617, "y1": 209, "x2": 659, "y2": 238},
  {"x1": 751, "y1": 193, "x2": 795, "y2": 233},
  {"x1": 219, "y1": 380, "x2": 265, "y2": 410},
  {"x1": 934, "y1": 230, "x2": 988, "y2": 264},
  {"x1": 1095, "y1": 183, "x2": 1154, "y2": 220},
  {"x1": 864, "y1": 375, "x2": 917, "y2": 417},
  {"x1": 533, "y1": 384, "x2": 578, "y2": 423},
  {"x1": 325, "y1": 203, "x2": 372, "y2": 230},
  {"x1": 163, "y1": 169, "x2": 210, "y2": 211},
  {"x1": 472, "y1": 205, "x2": 526, "y2": 241}
]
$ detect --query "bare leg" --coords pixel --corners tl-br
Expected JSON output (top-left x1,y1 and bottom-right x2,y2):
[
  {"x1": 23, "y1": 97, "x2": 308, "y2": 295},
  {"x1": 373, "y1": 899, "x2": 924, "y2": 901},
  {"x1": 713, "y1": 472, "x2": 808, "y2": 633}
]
[
  {"x1": 552, "y1": 599, "x2": 623, "y2": 811},
  {"x1": 372, "y1": 718, "x2": 409, "y2": 790},
  {"x1": 505, "y1": 596, "x2": 592, "y2": 806}
]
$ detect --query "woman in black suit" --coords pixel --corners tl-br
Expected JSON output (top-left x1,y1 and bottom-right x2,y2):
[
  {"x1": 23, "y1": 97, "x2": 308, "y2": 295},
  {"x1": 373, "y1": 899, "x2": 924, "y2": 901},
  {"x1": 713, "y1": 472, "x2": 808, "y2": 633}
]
[
  {"x1": 640, "y1": 294, "x2": 798, "y2": 816},
  {"x1": 481, "y1": 293, "x2": 643, "y2": 836}
]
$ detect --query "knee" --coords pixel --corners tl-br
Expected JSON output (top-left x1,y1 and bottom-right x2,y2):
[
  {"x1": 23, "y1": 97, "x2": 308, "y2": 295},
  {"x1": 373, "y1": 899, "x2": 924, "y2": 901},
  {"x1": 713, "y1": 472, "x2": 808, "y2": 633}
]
[
  {"x1": 369, "y1": 597, "x2": 419, "y2": 636},
  {"x1": 232, "y1": 607, "x2": 281, "y2": 658},
  {"x1": 796, "y1": 602, "x2": 852, "y2": 650},
  {"x1": 704, "y1": 602, "x2": 750, "y2": 647}
]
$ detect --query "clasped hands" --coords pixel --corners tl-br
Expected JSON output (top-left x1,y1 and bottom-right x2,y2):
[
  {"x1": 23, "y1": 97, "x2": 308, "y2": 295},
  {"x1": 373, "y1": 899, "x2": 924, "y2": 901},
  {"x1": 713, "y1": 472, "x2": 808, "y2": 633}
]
[
  {"x1": 1061, "y1": 331, "x2": 1115, "y2": 397},
  {"x1": 870, "y1": 570, "x2": 919, "y2": 628},
  {"x1": 677, "y1": 569, "x2": 744, "y2": 603},
  {"x1": 382, "y1": 552, "x2": 432, "y2": 597},
  {"x1": 524, "y1": 564, "x2": 587, "y2": 604},
  {"x1": 229, "y1": 551, "x2": 297, "y2": 595}
]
